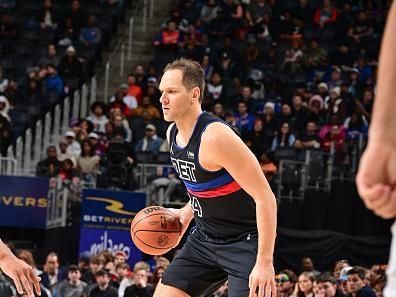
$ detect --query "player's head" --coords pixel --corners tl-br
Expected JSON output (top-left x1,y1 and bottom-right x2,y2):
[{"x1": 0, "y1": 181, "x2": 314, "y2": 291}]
[{"x1": 160, "y1": 58, "x2": 205, "y2": 122}]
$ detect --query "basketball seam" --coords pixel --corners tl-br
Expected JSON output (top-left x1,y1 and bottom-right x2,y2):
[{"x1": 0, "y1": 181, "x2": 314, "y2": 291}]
[{"x1": 133, "y1": 232, "x2": 173, "y2": 250}]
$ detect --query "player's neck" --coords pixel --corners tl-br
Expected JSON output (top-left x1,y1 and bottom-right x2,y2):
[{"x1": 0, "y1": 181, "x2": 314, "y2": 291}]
[{"x1": 175, "y1": 107, "x2": 202, "y2": 143}]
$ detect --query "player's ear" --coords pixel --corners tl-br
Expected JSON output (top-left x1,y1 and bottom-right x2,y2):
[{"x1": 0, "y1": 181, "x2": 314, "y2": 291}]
[{"x1": 191, "y1": 87, "x2": 200, "y2": 104}]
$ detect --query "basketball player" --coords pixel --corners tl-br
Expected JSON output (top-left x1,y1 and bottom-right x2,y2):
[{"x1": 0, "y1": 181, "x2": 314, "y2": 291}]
[
  {"x1": 0, "y1": 239, "x2": 41, "y2": 297},
  {"x1": 356, "y1": 2, "x2": 396, "y2": 297},
  {"x1": 153, "y1": 58, "x2": 277, "y2": 297}
]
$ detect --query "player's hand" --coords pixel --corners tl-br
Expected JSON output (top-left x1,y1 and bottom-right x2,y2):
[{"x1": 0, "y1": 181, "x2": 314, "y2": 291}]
[
  {"x1": 248, "y1": 262, "x2": 276, "y2": 297},
  {"x1": 167, "y1": 207, "x2": 193, "y2": 246},
  {"x1": 356, "y1": 142, "x2": 396, "y2": 218},
  {"x1": 0, "y1": 253, "x2": 41, "y2": 297}
]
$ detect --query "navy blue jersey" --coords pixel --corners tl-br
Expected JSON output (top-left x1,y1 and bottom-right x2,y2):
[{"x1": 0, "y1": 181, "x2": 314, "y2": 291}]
[{"x1": 169, "y1": 112, "x2": 257, "y2": 240}]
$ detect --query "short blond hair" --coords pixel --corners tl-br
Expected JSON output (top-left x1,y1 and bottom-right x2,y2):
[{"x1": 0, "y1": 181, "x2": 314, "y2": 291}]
[{"x1": 164, "y1": 58, "x2": 205, "y2": 103}]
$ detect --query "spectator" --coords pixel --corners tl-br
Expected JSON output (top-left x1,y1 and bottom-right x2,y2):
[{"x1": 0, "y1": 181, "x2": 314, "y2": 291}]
[
  {"x1": 246, "y1": 0, "x2": 271, "y2": 27},
  {"x1": 58, "y1": 158, "x2": 81, "y2": 183},
  {"x1": 87, "y1": 101, "x2": 109, "y2": 133},
  {"x1": 334, "y1": 260, "x2": 351, "y2": 280},
  {"x1": 36, "y1": 145, "x2": 61, "y2": 177},
  {"x1": 325, "y1": 87, "x2": 348, "y2": 122},
  {"x1": 153, "y1": 20, "x2": 182, "y2": 60},
  {"x1": 294, "y1": 122, "x2": 321, "y2": 150},
  {"x1": 354, "y1": 55, "x2": 372, "y2": 82},
  {"x1": 327, "y1": 67, "x2": 343, "y2": 89},
  {"x1": 135, "y1": 124, "x2": 163, "y2": 154},
  {"x1": 282, "y1": 39, "x2": 304, "y2": 74},
  {"x1": 200, "y1": 0, "x2": 221, "y2": 25},
  {"x1": 126, "y1": 74, "x2": 143, "y2": 104},
  {"x1": 65, "y1": 131, "x2": 82, "y2": 159},
  {"x1": 108, "y1": 84, "x2": 134, "y2": 116},
  {"x1": 59, "y1": 45, "x2": 84, "y2": 92},
  {"x1": 39, "y1": 0, "x2": 58, "y2": 31},
  {"x1": 82, "y1": 256, "x2": 103, "y2": 286},
  {"x1": 88, "y1": 132, "x2": 106, "y2": 157},
  {"x1": 291, "y1": 271, "x2": 316, "y2": 297},
  {"x1": 373, "y1": 274, "x2": 385, "y2": 297},
  {"x1": 207, "y1": 72, "x2": 225, "y2": 102},
  {"x1": 79, "y1": 15, "x2": 101, "y2": 51},
  {"x1": 314, "y1": 0, "x2": 338, "y2": 29},
  {"x1": 271, "y1": 122, "x2": 296, "y2": 151},
  {"x1": 89, "y1": 269, "x2": 118, "y2": 297},
  {"x1": 276, "y1": 271, "x2": 296, "y2": 297},
  {"x1": 134, "y1": 64, "x2": 147, "y2": 89},
  {"x1": 200, "y1": 55, "x2": 214, "y2": 80},
  {"x1": 301, "y1": 257, "x2": 321, "y2": 277},
  {"x1": 320, "y1": 124, "x2": 345, "y2": 154},
  {"x1": 118, "y1": 263, "x2": 133, "y2": 297},
  {"x1": 234, "y1": 100, "x2": 255, "y2": 135},
  {"x1": 124, "y1": 268, "x2": 154, "y2": 297},
  {"x1": 57, "y1": 138, "x2": 75, "y2": 163},
  {"x1": 292, "y1": 94, "x2": 310, "y2": 135},
  {"x1": 132, "y1": 96, "x2": 161, "y2": 122},
  {"x1": 346, "y1": 267, "x2": 376, "y2": 297},
  {"x1": 40, "y1": 252, "x2": 68, "y2": 294},
  {"x1": 57, "y1": 264, "x2": 87, "y2": 297},
  {"x1": 347, "y1": 69, "x2": 364, "y2": 99},
  {"x1": 245, "y1": 118, "x2": 272, "y2": 158},
  {"x1": 64, "y1": 0, "x2": 86, "y2": 34},
  {"x1": 331, "y1": 43, "x2": 355, "y2": 68},
  {"x1": 317, "y1": 275, "x2": 345, "y2": 297},
  {"x1": 179, "y1": 0, "x2": 200, "y2": 24},
  {"x1": 45, "y1": 64, "x2": 64, "y2": 97},
  {"x1": 304, "y1": 39, "x2": 328, "y2": 68},
  {"x1": 347, "y1": 10, "x2": 374, "y2": 52},
  {"x1": 78, "y1": 140, "x2": 100, "y2": 187},
  {"x1": 38, "y1": 44, "x2": 61, "y2": 68},
  {"x1": 0, "y1": 95, "x2": 10, "y2": 122},
  {"x1": 57, "y1": 16, "x2": 77, "y2": 46},
  {"x1": 110, "y1": 110, "x2": 132, "y2": 143},
  {"x1": 343, "y1": 112, "x2": 368, "y2": 141}
]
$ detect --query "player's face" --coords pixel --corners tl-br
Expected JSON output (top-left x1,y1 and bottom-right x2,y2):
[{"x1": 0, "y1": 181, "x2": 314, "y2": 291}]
[{"x1": 159, "y1": 69, "x2": 194, "y2": 122}]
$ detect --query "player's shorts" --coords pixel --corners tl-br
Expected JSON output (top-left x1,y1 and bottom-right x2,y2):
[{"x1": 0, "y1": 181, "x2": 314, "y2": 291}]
[{"x1": 162, "y1": 230, "x2": 258, "y2": 297}]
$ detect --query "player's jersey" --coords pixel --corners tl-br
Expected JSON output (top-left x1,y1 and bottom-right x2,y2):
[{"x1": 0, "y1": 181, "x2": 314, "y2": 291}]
[{"x1": 169, "y1": 112, "x2": 257, "y2": 240}]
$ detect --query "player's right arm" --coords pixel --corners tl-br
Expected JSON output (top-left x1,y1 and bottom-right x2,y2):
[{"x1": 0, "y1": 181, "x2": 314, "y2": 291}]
[
  {"x1": 356, "y1": 1, "x2": 396, "y2": 219},
  {"x1": 165, "y1": 123, "x2": 194, "y2": 243},
  {"x1": 0, "y1": 239, "x2": 41, "y2": 297}
]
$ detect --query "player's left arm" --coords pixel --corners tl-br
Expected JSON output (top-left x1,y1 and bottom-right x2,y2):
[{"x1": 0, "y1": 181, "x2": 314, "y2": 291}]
[{"x1": 201, "y1": 123, "x2": 277, "y2": 297}]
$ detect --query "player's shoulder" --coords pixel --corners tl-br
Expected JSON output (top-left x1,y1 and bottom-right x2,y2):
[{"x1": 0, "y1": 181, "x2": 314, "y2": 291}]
[{"x1": 201, "y1": 121, "x2": 237, "y2": 145}]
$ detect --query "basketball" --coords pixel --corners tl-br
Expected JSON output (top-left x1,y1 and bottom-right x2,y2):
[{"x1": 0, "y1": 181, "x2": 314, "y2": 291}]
[{"x1": 130, "y1": 206, "x2": 181, "y2": 255}]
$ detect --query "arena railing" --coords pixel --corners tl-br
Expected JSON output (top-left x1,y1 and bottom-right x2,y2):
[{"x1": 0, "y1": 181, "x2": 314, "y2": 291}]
[{"x1": 103, "y1": 0, "x2": 155, "y2": 101}]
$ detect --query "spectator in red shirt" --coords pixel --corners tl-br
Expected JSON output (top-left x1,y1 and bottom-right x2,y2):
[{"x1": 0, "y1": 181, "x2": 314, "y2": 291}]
[
  {"x1": 126, "y1": 74, "x2": 142, "y2": 104},
  {"x1": 314, "y1": 0, "x2": 338, "y2": 29}
]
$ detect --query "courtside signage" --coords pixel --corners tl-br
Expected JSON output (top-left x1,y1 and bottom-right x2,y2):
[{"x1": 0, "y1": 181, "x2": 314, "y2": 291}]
[
  {"x1": 81, "y1": 189, "x2": 146, "y2": 230},
  {"x1": 0, "y1": 175, "x2": 49, "y2": 228}
]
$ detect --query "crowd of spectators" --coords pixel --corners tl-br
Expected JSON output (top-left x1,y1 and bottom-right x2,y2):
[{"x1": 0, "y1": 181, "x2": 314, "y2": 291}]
[
  {"x1": 0, "y1": 242, "x2": 388, "y2": 297},
  {"x1": 14, "y1": 1, "x2": 393, "y2": 296},
  {"x1": 0, "y1": 0, "x2": 125, "y2": 156},
  {"x1": 35, "y1": 0, "x2": 388, "y2": 200}
]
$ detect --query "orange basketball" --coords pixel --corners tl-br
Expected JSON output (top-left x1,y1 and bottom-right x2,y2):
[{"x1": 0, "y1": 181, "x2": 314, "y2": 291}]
[{"x1": 130, "y1": 206, "x2": 181, "y2": 255}]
